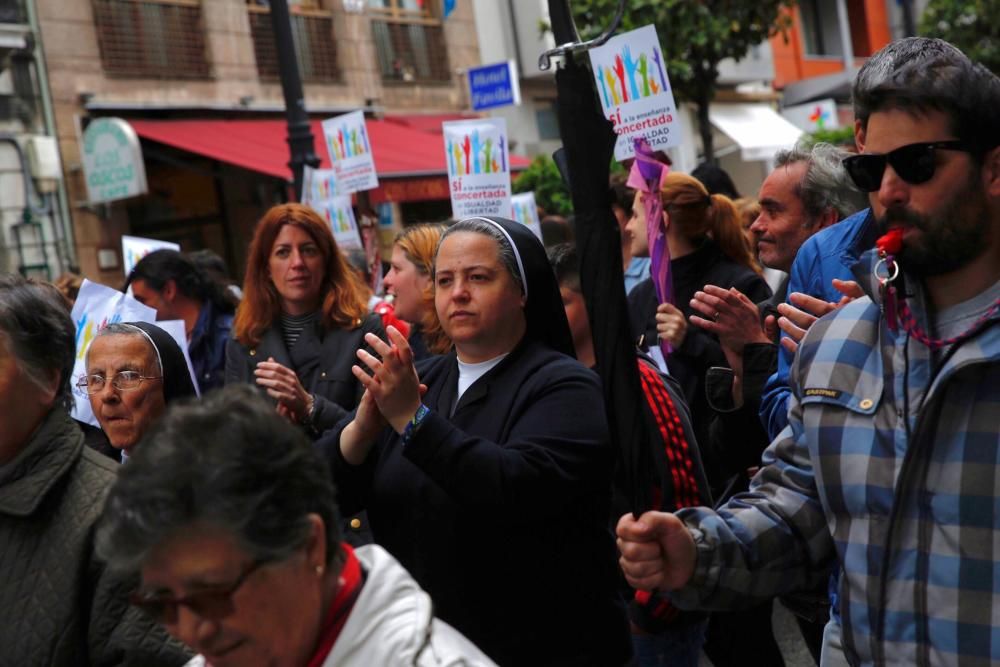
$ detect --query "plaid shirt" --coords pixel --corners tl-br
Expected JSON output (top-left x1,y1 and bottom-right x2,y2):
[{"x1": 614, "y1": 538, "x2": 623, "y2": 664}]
[{"x1": 672, "y1": 249, "x2": 1000, "y2": 666}]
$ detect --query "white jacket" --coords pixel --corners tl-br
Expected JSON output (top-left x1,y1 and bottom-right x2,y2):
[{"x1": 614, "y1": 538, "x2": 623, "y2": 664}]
[{"x1": 185, "y1": 544, "x2": 496, "y2": 667}]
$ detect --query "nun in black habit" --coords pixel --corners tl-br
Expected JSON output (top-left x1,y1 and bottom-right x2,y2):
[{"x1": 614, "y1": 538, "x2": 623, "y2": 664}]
[
  {"x1": 317, "y1": 216, "x2": 631, "y2": 666},
  {"x1": 83, "y1": 321, "x2": 197, "y2": 463}
]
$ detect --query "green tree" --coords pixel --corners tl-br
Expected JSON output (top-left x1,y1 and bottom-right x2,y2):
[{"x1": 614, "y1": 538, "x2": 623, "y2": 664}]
[
  {"x1": 571, "y1": 0, "x2": 796, "y2": 162},
  {"x1": 919, "y1": 0, "x2": 999, "y2": 74},
  {"x1": 512, "y1": 155, "x2": 573, "y2": 216}
]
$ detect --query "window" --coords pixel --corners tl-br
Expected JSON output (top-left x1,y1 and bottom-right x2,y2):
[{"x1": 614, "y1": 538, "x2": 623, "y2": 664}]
[
  {"x1": 0, "y1": 0, "x2": 27, "y2": 24},
  {"x1": 91, "y1": 0, "x2": 210, "y2": 79},
  {"x1": 369, "y1": 0, "x2": 450, "y2": 83},
  {"x1": 247, "y1": 0, "x2": 340, "y2": 83},
  {"x1": 798, "y1": 0, "x2": 845, "y2": 57}
]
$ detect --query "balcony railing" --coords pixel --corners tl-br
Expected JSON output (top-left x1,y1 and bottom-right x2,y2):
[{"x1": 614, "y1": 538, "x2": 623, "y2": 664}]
[
  {"x1": 0, "y1": 0, "x2": 26, "y2": 24},
  {"x1": 371, "y1": 20, "x2": 449, "y2": 83},
  {"x1": 248, "y1": 7, "x2": 340, "y2": 83},
  {"x1": 91, "y1": 0, "x2": 210, "y2": 79}
]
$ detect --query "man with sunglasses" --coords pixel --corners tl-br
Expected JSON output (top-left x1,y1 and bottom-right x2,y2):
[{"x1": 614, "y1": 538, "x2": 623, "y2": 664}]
[{"x1": 618, "y1": 36, "x2": 1000, "y2": 666}]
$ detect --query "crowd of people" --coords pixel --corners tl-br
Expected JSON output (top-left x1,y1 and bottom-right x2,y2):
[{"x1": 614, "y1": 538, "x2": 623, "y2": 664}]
[{"x1": 0, "y1": 36, "x2": 998, "y2": 667}]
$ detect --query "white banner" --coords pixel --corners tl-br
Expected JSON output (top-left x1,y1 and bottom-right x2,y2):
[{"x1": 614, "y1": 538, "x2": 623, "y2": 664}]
[
  {"x1": 511, "y1": 192, "x2": 542, "y2": 241},
  {"x1": 318, "y1": 195, "x2": 363, "y2": 250},
  {"x1": 302, "y1": 166, "x2": 340, "y2": 203},
  {"x1": 588, "y1": 25, "x2": 682, "y2": 161},
  {"x1": 70, "y1": 280, "x2": 200, "y2": 427},
  {"x1": 321, "y1": 110, "x2": 379, "y2": 194},
  {"x1": 443, "y1": 117, "x2": 511, "y2": 219},
  {"x1": 121, "y1": 235, "x2": 180, "y2": 277}
]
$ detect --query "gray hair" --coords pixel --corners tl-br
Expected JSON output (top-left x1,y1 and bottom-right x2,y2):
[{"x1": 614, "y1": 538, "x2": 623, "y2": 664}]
[
  {"x1": 0, "y1": 274, "x2": 76, "y2": 411},
  {"x1": 436, "y1": 218, "x2": 525, "y2": 295},
  {"x1": 853, "y1": 37, "x2": 1000, "y2": 154},
  {"x1": 87, "y1": 323, "x2": 162, "y2": 375},
  {"x1": 96, "y1": 385, "x2": 343, "y2": 573},
  {"x1": 774, "y1": 141, "x2": 869, "y2": 225}
]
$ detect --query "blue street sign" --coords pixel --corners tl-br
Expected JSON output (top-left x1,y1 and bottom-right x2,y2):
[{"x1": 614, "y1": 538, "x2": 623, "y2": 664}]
[{"x1": 467, "y1": 60, "x2": 521, "y2": 112}]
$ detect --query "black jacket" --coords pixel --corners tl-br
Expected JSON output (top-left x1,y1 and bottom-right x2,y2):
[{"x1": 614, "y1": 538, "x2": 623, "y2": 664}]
[
  {"x1": 628, "y1": 240, "x2": 771, "y2": 489},
  {"x1": 0, "y1": 408, "x2": 189, "y2": 666},
  {"x1": 318, "y1": 339, "x2": 631, "y2": 667},
  {"x1": 224, "y1": 313, "x2": 384, "y2": 433}
]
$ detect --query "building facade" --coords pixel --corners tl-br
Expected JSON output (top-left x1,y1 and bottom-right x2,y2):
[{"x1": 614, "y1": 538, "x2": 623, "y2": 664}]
[{"x1": 36, "y1": 0, "x2": 481, "y2": 285}]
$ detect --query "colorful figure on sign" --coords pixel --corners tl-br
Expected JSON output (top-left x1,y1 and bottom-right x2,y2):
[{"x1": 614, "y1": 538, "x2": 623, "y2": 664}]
[
  {"x1": 499, "y1": 136, "x2": 506, "y2": 173},
  {"x1": 447, "y1": 139, "x2": 456, "y2": 174},
  {"x1": 652, "y1": 47, "x2": 668, "y2": 92},
  {"x1": 360, "y1": 125, "x2": 370, "y2": 153},
  {"x1": 613, "y1": 54, "x2": 629, "y2": 103},
  {"x1": 638, "y1": 53, "x2": 651, "y2": 97},
  {"x1": 452, "y1": 140, "x2": 464, "y2": 176},
  {"x1": 337, "y1": 130, "x2": 346, "y2": 160},
  {"x1": 622, "y1": 45, "x2": 640, "y2": 101},
  {"x1": 597, "y1": 66, "x2": 611, "y2": 107},
  {"x1": 461, "y1": 135, "x2": 471, "y2": 175},
  {"x1": 471, "y1": 131, "x2": 483, "y2": 174},
  {"x1": 604, "y1": 67, "x2": 621, "y2": 106},
  {"x1": 483, "y1": 138, "x2": 493, "y2": 174}
]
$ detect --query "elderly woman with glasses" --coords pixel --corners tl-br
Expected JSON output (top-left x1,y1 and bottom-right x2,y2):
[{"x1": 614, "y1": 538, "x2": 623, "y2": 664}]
[
  {"x1": 81, "y1": 322, "x2": 197, "y2": 462},
  {"x1": 96, "y1": 385, "x2": 495, "y2": 667},
  {"x1": 0, "y1": 275, "x2": 188, "y2": 665}
]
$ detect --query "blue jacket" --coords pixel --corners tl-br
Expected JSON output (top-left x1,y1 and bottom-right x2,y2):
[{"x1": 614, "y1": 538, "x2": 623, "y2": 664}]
[
  {"x1": 673, "y1": 249, "x2": 1000, "y2": 665},
  {"x1": 759, "y1": 208, "x2": 877, "y2": 440},
  {"x1": 189, "y1": 300, "x2": 234, "y2": 393}
]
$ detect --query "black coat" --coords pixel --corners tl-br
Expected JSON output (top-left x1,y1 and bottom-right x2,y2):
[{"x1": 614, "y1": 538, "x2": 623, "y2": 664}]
[
  {"x1": 628, "y1": 240, "x2": 771, "y2": 489},
  {"x1": 318, "y1": 339, "x2": 631, "y2": 667},
  {"x1": 224, "y1": 313, "x2": 384, "y2": 433}
]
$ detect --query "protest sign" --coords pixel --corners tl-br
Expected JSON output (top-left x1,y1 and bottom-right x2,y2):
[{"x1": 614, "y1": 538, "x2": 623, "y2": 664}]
[
  {"x1": 302, "y1": 166, "x2": 340, "y2": 203},
  {"x1": 318, "y1": 195, "x2": 363, "y2": 250},
  {"x1": 70, "y1": 280, "x2": 200, "y2": 427},
  {"x1": 121, "y1": 235, "x2": 180, "y2": 277},
  {"x1": 511, "y1": 192, "x2": 542, "y2": 241},
  {"x1": 588, "y1": 25, "x2": 682, "y2": 161},
  {"x1": 443, "y1": 117, "x2": 511, "y2": 219},
  {"x1": 321, "y1": 111, "x2": 378, "y2": 194}
]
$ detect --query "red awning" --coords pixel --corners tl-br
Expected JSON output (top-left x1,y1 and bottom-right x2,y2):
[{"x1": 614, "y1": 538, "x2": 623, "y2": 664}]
[{"x1": 129, "y1": 118, "x2": 530, "y2": 182}]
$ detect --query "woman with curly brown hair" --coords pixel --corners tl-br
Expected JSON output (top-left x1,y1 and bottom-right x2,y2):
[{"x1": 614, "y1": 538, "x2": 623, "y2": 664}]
[
  {"x1": 225, "y1": 203, "x2": 384, "y2": 434},
  {"x1": 382, "y1": 224, "x2": 452, "y2": 360}
]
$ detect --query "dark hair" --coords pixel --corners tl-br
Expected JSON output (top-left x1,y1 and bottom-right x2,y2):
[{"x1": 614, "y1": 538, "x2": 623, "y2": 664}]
[
  {"x1": 540, "y1": 215, "x2": 574, "y2": 248},
  {"x1": 0, "y1": 274, "x2": 76, "y2": 411},
  {"x1": 853, "y1": 37, "x2": 1000, "y2": 155},
  {"x1": 547, "y1": 242, "x2": 580, "y2": 292},
  {"x1": 691, "y1": 162, "x2": 741, "y2": 200},
  {"x1": 96, "y1": 385, "x2": 342, "y2": 573},
  {"x1": 126, "y1": 249, "x2": 235, "y2": 314},
  {"x1": 608, "y1": 173, "x2": 635, "y2": 217}
]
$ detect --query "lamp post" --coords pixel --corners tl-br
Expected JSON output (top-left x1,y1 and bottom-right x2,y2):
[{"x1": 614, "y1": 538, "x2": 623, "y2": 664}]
[{"x1": 268, "y1": 0, "x2": 320, "y2": 201}]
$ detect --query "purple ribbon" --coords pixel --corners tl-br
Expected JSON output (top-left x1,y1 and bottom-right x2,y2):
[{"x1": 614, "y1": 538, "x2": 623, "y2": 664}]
[{"x1": 626, "y1": 137, "x2": 672, "y2": 356}]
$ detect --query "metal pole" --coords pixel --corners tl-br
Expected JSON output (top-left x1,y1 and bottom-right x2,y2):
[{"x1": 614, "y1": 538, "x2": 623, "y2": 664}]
[
  {"x1": 900, "y1": 0, "x2": 917, "y2": 37},
  {"x1": 269, "y1": 0, "x2": 320, "y2": 201},
  {"x1": 835, "y1": 0, "x2": 855, "y2": 73}
]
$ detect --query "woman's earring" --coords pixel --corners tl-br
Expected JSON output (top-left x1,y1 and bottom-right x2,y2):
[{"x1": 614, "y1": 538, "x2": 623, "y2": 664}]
[{"x1": 316, "y1": 565, "x2": 324, "y2": 577}]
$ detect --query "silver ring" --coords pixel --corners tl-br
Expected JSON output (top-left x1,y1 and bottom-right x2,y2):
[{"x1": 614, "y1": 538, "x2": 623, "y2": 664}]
[
  {"x1": 713, "y1": 311, "x2": 720, "y2": 321},
  {"x1": 874, "y1": 257, "x2": 899, "y2": 283}
]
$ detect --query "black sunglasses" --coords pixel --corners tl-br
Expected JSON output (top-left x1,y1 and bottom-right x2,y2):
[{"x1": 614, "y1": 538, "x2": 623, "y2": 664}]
[
  {"x1": 129, "y1": 559, "x2": 264, "y2": 624},
  {"x1": 842, "y1": 140, "x2": 974, "y2": 192}
]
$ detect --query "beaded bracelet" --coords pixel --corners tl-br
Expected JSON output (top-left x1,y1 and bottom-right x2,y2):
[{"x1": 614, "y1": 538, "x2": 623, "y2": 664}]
[{"x1": 401, "y1": 403, "x2": 431, "y2": 446}]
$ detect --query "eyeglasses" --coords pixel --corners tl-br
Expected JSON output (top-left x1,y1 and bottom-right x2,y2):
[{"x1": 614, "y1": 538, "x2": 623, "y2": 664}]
[
  {"x1": 129, "y1": 559, "x2": 265, "y2": 625},
  {"x1": 76, "y1": 371, "x2": 162, "y2": 395},
  {"x1": 842, "y1": 140, "x2": 974, "y2": 193}
]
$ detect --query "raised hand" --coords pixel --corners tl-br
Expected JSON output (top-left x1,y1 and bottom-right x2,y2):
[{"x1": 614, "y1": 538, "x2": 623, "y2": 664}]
[
  {"x1": 655, "y1": 302, "x2": 687, "y2": 348},
  {"x1": 652, "y1": 47, "x2": 668, "y2": 91},
  {"x1": 462, "y1": 135, "x2": 471, "y2": 174},
  {"x1": 777, "y1": 279, "x2": 865, "y2": 354},
  {"x1": 613, "y1": 54, "x2": 629, "y2": 102},
  {"x1": 637, "y1": 53, "x2": 650, "y2": 97},
  {"x1": 622, "y1": 45, "x2": 640, "y2": 100},
  {"x1": 254, "y1": 357, "x2": 312, "y2": 421},
  {"x1": 597, "y1": 65, "x2": 611, "y2": 107},
  {"x1": 617, "y1": 511, "x2": 697, "y2": 592},
  {"x1": 689, "y1": 285, "x2": 771, "y2": 353},
  {"x1": 352, "y1": 325, "x2": 423, "y2": 434},
  {"x1": 604, "y1": 67, "x2": 621, "y2": 105}
]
